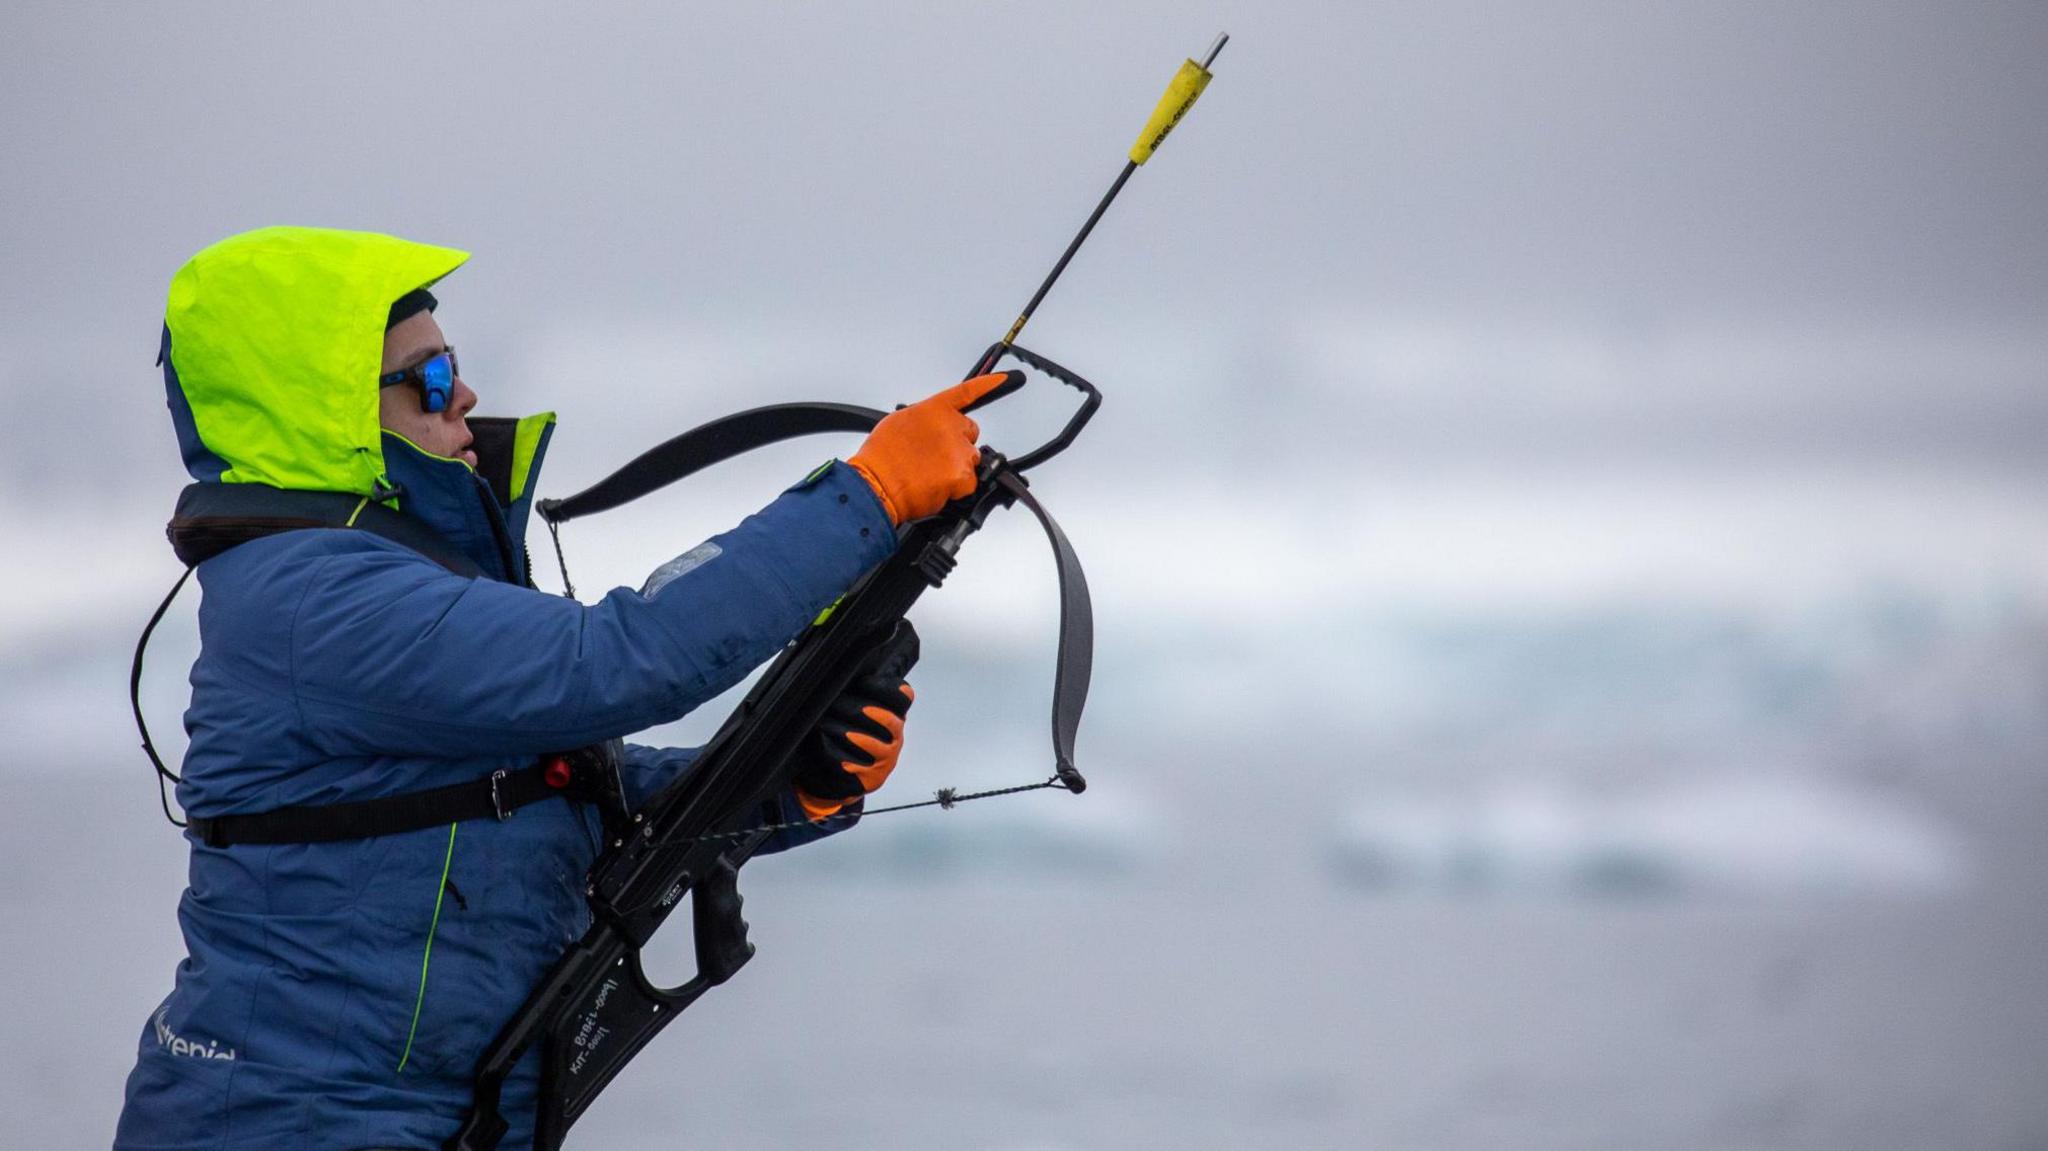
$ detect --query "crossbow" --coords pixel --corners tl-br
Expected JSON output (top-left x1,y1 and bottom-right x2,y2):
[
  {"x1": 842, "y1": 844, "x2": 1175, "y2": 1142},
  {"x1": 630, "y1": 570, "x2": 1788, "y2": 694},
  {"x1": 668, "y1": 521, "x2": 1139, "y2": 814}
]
[{"x1": 447, "y1": 33, "x2": 1227, "y2": 1151}]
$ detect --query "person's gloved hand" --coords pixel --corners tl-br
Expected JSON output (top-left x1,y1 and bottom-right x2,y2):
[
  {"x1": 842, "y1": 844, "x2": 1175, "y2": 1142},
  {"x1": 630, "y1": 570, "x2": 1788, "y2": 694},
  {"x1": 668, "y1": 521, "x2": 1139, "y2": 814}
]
[
  {"x1": 847, "y1": 372, "x2": 1017, "y2": 525},
  {"x1": 793, "y1": 676, "x2": 914, "y2": 820},
  {"x1": 793, "y1": 621, "x2": 920, "y2": 820}
]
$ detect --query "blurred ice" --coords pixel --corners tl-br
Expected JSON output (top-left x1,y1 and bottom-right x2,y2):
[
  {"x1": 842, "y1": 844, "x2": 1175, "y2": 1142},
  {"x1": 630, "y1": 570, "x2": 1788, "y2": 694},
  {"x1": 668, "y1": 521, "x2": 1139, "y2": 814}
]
[{"x1": 1328, "y1": 776, "x2": 1971, "y2": 898}]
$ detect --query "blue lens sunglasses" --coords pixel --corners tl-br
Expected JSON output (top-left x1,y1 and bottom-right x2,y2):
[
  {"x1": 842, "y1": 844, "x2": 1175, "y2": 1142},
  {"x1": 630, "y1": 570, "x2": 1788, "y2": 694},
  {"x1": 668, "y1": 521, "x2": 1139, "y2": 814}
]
[{"x1": 379, "y1": 347, "x2": 459, "y2": 413}]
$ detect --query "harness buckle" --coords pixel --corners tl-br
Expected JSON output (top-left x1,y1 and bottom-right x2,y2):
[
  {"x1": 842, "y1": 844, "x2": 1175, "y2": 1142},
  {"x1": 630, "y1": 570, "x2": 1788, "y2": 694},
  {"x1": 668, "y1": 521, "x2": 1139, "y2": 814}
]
[{"x1": 490, "y1": 769, "x2": 511, "y2": 820}]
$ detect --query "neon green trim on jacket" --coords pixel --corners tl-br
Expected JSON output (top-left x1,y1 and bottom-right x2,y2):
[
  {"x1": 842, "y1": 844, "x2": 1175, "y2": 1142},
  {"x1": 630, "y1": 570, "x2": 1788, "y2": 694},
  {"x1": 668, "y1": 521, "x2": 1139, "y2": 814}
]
[
  {"x1": 164, "y1": 226, "x2": 469, "y2": 494},
  {"x1": 396, "y1": 822, "x2": 460, "y2": 1074},
  {"x1": 510, "y1": 412, "x2": 557, "y2": 503}
]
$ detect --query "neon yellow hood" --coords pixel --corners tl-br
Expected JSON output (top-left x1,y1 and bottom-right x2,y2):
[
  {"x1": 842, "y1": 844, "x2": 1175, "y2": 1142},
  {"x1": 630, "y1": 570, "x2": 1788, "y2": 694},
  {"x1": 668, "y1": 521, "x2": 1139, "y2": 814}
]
[{"x1": 163, "y1": 226, "x2": 469, "y2": 493}]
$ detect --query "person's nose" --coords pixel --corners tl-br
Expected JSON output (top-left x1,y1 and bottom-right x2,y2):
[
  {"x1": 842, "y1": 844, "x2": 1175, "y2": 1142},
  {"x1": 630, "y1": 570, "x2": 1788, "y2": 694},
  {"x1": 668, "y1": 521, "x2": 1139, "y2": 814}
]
[{"x1": 450, "y1": 376, "x2": 479, "y2": 418}]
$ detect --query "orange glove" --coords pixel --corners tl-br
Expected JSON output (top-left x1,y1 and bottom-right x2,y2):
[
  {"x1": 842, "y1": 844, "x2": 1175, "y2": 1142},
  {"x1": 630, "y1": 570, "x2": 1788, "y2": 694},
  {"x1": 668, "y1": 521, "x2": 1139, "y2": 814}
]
[
  {"x1": 847, "y1": 372, "x2": 1016, "y2": 525},
  {"x1": 794, "y1": 678, "x2": 915, "y2": 820}
]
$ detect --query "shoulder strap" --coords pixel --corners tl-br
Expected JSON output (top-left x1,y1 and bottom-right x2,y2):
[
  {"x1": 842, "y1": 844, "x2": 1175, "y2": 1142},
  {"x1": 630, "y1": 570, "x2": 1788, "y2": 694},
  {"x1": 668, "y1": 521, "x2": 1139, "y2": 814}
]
[{"x1": 167, "y1": 483, "x2": 483, "y2": 577}]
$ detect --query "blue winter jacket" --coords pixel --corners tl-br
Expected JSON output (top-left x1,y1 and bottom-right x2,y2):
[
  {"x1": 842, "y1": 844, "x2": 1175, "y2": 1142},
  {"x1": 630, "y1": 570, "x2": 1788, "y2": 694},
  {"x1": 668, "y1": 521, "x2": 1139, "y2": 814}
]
[{"x1": 115, "y1": 227, "x2": 898, "y2": 1150}]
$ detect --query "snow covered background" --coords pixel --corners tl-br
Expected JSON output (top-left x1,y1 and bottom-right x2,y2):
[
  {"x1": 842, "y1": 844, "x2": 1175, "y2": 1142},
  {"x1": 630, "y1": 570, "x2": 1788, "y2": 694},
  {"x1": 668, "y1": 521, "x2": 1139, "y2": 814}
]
[{"x1": 4, "y1": 2, "x2": 2047, "y2": 1148}]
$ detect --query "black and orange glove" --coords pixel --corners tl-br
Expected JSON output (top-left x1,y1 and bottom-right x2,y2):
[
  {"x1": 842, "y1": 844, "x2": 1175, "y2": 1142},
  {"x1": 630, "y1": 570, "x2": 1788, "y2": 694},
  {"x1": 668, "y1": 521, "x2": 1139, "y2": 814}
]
[
  {"x1": 792, "y1": 621, "x2": 922, "y2": 820},
  {"x1": 792, "y1": 677, "x2": 914, "y2": 820},
  {"x1": 846, "y1": 372, "x2": 1016, "y2": 525}
]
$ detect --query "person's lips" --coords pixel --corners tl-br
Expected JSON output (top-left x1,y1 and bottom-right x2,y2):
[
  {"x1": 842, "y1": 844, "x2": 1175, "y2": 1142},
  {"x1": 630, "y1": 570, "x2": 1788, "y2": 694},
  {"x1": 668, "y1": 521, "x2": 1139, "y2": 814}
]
[{"x1": 457, "y1": 438, "x2": 477, "y2": 468}]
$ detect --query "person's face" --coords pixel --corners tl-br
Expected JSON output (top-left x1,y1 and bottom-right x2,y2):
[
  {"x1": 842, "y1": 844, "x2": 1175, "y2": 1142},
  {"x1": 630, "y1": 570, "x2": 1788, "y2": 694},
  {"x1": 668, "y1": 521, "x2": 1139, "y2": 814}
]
[{"x1": 379, "y1": 309, "x2": 478, "y2": 468}]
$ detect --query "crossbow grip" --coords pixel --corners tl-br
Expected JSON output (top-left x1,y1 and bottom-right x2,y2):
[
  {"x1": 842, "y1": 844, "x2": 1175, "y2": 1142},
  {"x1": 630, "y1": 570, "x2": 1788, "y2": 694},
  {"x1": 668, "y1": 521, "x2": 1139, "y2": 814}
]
[{"x1": 691, "y1": 856, "x2": 755, "y2": 987}]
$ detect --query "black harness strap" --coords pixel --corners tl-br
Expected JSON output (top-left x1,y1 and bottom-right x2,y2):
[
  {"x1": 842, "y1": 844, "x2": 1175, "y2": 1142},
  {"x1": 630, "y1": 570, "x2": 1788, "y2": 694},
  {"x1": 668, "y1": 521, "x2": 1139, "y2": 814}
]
[
  {"x1": 190, "y1": 761, "x2": 558, "y2": 847},
  {"x1": 185, "y1": 744, "x2": 628, "y2": 848}
]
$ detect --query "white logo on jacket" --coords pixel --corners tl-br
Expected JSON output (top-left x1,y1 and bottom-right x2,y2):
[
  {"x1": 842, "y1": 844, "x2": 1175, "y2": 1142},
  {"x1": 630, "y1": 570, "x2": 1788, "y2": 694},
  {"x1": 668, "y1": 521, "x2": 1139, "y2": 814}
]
[{"x1": 153, "y1": 1005, "x2": 237, "y2": 1062}]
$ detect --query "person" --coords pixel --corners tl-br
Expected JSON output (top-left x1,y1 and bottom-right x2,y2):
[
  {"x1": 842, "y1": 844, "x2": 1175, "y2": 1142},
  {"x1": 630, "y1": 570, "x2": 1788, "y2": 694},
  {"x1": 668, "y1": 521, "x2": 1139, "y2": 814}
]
[{"x1": 115, "y1": 225, "x2": 1005, "y2": 1150}]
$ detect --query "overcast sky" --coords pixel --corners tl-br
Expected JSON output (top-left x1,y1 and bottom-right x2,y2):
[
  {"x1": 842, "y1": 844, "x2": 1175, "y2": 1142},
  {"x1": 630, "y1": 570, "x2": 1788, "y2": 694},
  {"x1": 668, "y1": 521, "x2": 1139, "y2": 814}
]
[
  {"x1": 5, "y1": 2, "x2": 2045, "y2": 314},
  {"x1": 1, "y1": 0, "x2": 2044, "y2": 628},
  {"x1": 4, "y1": 2, "x2": 2043, "y2": 453}
]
